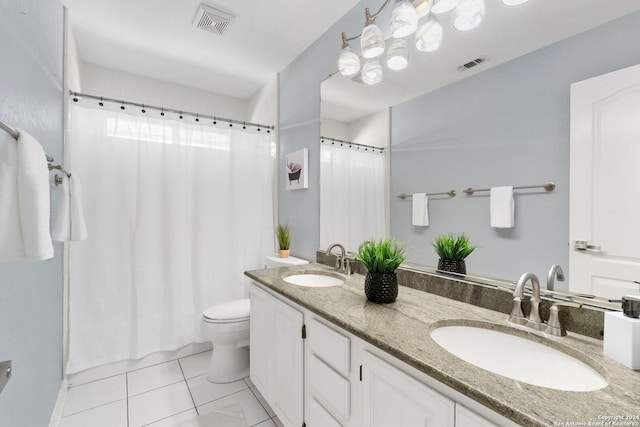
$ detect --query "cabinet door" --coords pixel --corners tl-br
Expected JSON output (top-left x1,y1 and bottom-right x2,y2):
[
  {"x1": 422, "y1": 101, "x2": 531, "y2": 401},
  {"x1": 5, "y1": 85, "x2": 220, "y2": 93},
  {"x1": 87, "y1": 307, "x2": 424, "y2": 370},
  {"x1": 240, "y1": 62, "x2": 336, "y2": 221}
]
[
  {"x1": 272, "y1": 297, "x2": 304, "y2": 427},
  {"x1": 250, "y1": 285, "x2": 273, "y2": 401},
  {"x1": 456, "y1": 404, "x2": 498, "y2": 427},
  {"x1": 361, "y1": 351, "x2": 455, "y2": 427}
]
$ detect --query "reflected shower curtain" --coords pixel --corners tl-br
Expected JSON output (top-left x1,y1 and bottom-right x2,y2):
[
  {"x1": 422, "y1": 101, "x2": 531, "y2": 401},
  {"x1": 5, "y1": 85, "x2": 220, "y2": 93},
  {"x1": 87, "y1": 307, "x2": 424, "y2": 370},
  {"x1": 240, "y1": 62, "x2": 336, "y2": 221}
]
[
  {"x1": 66, "y1": 105, "x2": 274, "y2": 374},
  {"x1": 320, "y1": 144, "x2": 386, "y2": 253}
]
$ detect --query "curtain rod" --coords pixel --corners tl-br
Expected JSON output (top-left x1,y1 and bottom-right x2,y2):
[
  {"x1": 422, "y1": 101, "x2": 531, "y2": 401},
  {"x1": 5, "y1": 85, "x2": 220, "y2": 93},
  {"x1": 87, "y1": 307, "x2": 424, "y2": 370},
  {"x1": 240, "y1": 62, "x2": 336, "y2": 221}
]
[
  {"x1": 69, "y1": 91, "x2": 275, "y2": 131},
  {"x1": 0, "y1": 118, "x2": 20, "y2": 139},
  {"x1": 321, "y1": 135, "x2": 385, "y2": 153}
]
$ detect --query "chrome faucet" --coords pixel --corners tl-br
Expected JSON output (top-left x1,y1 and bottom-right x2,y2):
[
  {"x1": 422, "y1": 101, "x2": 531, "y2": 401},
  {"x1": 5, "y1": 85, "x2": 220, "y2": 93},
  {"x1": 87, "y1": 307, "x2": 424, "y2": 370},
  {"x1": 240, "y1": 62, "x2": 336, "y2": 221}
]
[
  {"x1": 326, "y1": 243, "x2": 351, "y2": 274},
  {"x1": 546, "y1": 264, "x2": 565, "y2": 292},
  {"x1": 509, "y1": 272, "x2": 543, "y2": 327}
]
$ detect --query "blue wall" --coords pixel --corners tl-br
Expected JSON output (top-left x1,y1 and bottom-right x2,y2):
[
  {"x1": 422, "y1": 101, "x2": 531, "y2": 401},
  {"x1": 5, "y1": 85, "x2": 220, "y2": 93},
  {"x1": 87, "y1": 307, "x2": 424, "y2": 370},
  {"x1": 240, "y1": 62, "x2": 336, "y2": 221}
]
[
  {"x1": 0, "y1": 1, "x2": 64, "y2": 426},
  {"x1": 390, "y1": 11, "x2": 640, "y2": 284}
]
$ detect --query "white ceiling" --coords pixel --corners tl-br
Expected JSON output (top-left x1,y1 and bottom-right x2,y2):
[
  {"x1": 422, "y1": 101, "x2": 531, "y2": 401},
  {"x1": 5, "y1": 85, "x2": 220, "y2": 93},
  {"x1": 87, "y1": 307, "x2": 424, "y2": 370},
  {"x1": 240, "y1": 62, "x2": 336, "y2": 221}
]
[
  {"x1": 322, "y1": 0, "x2": 640, "y2": 122},
  {"x1": 64, "y1": 0, "x2": 359, "y2": 99},
  {"x1": 64, "y1": 0, "x2": 640, "y2": 121}
]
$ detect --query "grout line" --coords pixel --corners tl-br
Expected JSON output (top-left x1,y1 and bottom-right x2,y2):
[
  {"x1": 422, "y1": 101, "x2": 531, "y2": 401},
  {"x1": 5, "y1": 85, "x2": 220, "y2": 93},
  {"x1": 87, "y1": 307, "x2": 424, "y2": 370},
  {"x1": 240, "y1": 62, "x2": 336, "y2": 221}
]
[
  {"x1": 125, "y1": 373, "x2": 130, "y2": 427},
  {"x1": 177, "y1": 358, "x2": 199, "y2": 414}
]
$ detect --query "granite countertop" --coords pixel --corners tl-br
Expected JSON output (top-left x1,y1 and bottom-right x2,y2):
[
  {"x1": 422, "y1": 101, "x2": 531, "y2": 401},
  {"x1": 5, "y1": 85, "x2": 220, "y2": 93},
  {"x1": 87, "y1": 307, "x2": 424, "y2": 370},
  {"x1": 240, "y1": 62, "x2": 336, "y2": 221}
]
[{"x1": 245, "y1": 263, "x2": 640, "y2": 427}]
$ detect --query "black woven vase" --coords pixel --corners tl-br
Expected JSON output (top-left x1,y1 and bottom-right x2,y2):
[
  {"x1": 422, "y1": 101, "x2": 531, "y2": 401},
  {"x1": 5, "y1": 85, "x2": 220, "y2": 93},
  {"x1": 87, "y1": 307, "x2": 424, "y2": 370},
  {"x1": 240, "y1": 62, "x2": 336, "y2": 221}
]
[
  {"x1": 437, "y1": 259, "x2": 466, "y2": 275},
  {"x1": 364, "y1": 272, "x2": 398, "y2": 303}
]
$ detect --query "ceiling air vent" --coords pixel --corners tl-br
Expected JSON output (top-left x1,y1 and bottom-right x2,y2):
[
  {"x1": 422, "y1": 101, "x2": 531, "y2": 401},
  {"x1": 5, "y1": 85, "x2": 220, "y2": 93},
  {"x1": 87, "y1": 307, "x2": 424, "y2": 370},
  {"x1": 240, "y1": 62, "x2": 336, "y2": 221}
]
[
  {"x1": 457, "y1": 57, "x2": 486, "y2": 72},
  {"x1": 193, "y1": 4, "x2": 234, "y2": 36}
]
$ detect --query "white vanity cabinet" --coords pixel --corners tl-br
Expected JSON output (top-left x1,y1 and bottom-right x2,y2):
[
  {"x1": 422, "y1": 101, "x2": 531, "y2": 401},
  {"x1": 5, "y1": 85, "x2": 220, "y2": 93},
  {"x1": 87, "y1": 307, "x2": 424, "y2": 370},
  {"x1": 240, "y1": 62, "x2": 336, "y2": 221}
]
[
  {"x1": 250, "y1": 284, "x2": 304, "y2": 427},
  {"x1": 361, "y1": 350, "x2": 455, "y2": 427},
  {"x1": 250, "y1": 281, "x2": 511, "y2": 427}
]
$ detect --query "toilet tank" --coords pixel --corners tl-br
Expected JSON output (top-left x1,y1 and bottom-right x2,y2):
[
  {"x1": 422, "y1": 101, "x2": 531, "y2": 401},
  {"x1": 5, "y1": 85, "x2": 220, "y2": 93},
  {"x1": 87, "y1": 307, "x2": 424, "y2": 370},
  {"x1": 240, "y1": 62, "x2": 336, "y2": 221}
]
[{"x1": 264, "y1": 255, "x2": 309, "y2": 269}]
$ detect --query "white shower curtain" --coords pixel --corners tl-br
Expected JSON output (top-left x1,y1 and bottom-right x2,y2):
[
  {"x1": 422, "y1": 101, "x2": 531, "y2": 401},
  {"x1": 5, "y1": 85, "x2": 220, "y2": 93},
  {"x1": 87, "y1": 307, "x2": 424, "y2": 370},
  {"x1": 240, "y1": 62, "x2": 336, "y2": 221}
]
[
  {"x1": 320, "y1": 144, "x2": 386, "y2": 253},
  {"x1": 66, "y1": 105, "x2": 275, "y2": 374}
]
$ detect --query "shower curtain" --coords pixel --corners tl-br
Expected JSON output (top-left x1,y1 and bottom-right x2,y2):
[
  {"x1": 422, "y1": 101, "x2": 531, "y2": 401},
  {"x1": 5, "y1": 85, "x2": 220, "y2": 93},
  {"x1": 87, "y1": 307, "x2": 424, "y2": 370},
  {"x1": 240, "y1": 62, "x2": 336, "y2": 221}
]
[
  {"x1": 65, "y1": 104, "x2": 275, "y2": 374},
  {"x1": 320, "y1": 144, "x2": 386, "y2": 253}
]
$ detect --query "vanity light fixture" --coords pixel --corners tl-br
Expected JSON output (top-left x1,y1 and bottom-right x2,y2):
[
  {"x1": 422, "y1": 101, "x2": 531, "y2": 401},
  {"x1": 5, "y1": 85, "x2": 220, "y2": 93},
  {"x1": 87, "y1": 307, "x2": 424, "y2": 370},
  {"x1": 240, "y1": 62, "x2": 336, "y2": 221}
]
[
  {"x1": 362, "y1": 59, "x2": 384, "y2": 85},
  {"x1": 453, "y1": 0, "x2": 485, "y2": 31},
  {"x1": 390, "y1": 0, "x2": 419, "y2": 38},
  {"x1": 431, "y1": 0, "x2": 460, "y2": 14},
  {"x1": 337, "y1": 0, "x2": 518, "y2": 81},
  {"x1": 361, "y1": 8, "x2": 386, "y2": 58},
  {"x1": 339, "y1": 33, "x2": 361, "y2": 76}
]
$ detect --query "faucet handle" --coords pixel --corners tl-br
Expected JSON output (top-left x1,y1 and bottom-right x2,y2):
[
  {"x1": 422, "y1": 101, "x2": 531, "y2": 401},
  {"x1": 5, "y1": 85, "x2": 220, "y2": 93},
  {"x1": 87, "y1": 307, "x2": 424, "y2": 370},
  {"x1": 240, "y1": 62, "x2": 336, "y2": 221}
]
[{"x1": 546, "y1": 301, "x2": 581, "y2": 336}]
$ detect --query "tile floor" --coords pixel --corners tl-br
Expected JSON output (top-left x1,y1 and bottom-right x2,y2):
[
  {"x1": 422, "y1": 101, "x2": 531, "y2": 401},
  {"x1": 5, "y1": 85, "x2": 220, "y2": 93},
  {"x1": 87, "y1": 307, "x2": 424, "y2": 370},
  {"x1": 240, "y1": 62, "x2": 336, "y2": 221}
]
[{"x1": 58, "y1": 350, "x2": 282, "y2": 427}]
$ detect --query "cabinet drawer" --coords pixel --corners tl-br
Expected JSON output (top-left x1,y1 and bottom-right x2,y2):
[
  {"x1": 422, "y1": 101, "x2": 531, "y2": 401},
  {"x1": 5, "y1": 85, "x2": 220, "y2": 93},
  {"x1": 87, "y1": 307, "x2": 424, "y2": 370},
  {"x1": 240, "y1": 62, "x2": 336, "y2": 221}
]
[
  {"x1": 308, "y1": 317, "x2": 350, "y2": 376},
  {"x1": 309, "y1": 355, "x2": 350, "y2": 420},
  {"x1": 308, "y1": 397, "x2": 342, "y2": 427}
]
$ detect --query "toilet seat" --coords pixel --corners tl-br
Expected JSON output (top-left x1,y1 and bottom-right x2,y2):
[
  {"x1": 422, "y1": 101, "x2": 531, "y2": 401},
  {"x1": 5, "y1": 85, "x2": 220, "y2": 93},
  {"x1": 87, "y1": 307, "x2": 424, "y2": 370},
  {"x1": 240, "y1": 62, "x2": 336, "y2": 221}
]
[{"x1": 203, "y1": 298, "x2": 250, "y2": 323}]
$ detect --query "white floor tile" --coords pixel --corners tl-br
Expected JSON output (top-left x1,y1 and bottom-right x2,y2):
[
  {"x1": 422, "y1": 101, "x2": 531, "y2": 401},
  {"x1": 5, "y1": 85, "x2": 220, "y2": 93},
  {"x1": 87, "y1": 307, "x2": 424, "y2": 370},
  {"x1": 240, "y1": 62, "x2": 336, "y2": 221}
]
[
  {"x1": 128, "y1": 381, "x2": 194, "y2": 427},
  {"x1": 59, "y1": 399, "x2": 127, "y2": 427},
  {"x1": 144, "y1": 408, "x2": 198, "y2": 427},
  {"x1": 179, "y1": 404, "x2": 248, "y2": 427},
  {"x1": 253, "y1": 419, "x2": 276, "y2": 427},
  {"x1": 179, "y1": 351, "x2": 212, "y2": 379},
  {"x1": 128, "y1": 360, "x2": 185, "y2": 396},
  {"x1": 186, "y1": 374, "x2": 247, "y2": 407},
  {"x1": 250, "y1": 387, "x2": 275, "y2": 418},
  {"x1": 197, "y1": 388, "x2": 269, "y2": 427},
  {"x1": 63, "y1": 374, "x2": 127, "y2": 416}
]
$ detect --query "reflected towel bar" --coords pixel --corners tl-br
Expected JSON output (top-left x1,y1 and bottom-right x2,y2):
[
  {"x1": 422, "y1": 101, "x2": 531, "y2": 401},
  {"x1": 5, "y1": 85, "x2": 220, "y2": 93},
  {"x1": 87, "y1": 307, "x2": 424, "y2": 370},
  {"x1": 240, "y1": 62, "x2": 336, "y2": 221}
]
[
  {"x1": 397, "y1": 190, "x2": 456, "y2": 199},
  {"x1": 463, "y1": 182, "x2": 555, "y2": 196}
]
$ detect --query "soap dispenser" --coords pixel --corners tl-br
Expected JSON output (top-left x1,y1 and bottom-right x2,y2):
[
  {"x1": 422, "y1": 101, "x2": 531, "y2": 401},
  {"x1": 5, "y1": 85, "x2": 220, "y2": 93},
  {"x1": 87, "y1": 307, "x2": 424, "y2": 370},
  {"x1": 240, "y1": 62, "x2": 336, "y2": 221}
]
[{"x1": 603, "y1": 295, "x2": 640, "y2": 369}]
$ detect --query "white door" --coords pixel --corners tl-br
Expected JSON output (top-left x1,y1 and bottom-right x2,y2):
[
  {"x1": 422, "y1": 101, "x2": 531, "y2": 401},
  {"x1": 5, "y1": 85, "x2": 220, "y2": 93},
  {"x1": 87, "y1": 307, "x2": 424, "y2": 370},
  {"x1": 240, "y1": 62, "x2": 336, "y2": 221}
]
[
  {"x1": 361, "y1": 351, "x2": 454, "y2": 427},
  {"x1": 570, "y1": 63, "x2": 640, "y2": 299}
]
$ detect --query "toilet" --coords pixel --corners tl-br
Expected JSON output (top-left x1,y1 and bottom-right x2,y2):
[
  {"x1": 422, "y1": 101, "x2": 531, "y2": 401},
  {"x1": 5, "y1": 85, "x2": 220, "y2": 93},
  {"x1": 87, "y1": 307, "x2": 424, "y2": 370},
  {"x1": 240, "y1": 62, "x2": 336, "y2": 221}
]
[{"x1": 201, "y1": 254, "x2": 308, "y2": 383}]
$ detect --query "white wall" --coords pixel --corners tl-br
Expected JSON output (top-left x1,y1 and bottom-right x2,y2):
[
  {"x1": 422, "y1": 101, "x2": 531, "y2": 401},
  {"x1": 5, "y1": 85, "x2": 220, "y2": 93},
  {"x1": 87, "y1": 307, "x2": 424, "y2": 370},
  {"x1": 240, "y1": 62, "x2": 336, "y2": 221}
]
[
  {"x1": 0, "y1": 1, "x2": 65, "y2": 426},
  {"x1": 78, "y1": 63, "x2": 249, "y2": 121}
]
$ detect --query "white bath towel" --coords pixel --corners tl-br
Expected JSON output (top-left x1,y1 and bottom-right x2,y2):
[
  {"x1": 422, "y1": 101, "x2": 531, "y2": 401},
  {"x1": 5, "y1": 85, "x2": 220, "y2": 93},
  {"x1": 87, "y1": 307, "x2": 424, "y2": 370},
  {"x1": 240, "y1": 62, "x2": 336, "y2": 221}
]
[
  {"x1": 490, "y1": 186, "x2": 514, "y2": 228},
  {"x1": 0, "y1": 129, "x2": 53, "y2": 261},
  {"x1": 412, "y1": 193, "x2": 429, "y2": 226},
  {"x1": 52, "y1": 173, "x2": 88, "y2": 241}
]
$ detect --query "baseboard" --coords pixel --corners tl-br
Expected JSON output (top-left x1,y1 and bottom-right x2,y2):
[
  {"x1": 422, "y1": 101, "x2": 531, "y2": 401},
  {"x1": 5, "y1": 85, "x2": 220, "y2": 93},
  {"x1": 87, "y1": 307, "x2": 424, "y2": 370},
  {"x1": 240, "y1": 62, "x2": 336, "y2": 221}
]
[
  {"x1": 66, "y1": 342, "x2": 212, "y2": 387},
  {"x1": 48, "y1": 378, "x2": 68, "y2": 427}
]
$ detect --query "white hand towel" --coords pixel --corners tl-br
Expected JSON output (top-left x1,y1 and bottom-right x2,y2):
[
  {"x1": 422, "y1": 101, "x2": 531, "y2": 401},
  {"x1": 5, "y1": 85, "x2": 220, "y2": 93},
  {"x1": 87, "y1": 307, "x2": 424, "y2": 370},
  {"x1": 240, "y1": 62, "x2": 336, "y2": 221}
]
[
  {"x1": 490, "y1": 186, "x2": 514, "y2": 228},
  {"x1": 412, "y1": 193, "x2": 429, "y2": 226},
  {"x1": 53, "y1": 173, "x2": 88, "y2": 241},
  {"x1": 0, "y1": 129, "x2": 53, "y2": 261}
]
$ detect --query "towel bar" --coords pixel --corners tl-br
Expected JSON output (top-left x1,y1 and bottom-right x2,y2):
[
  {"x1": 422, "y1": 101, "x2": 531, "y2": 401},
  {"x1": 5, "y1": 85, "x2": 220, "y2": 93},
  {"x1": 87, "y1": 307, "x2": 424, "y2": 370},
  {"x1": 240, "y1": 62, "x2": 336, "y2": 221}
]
[
  {"x1": 397, "y1": 190, "x2": 456, "y2": 199},
  {"x1": 463, "y1": 182, "x2": 555, "y2": 196}
]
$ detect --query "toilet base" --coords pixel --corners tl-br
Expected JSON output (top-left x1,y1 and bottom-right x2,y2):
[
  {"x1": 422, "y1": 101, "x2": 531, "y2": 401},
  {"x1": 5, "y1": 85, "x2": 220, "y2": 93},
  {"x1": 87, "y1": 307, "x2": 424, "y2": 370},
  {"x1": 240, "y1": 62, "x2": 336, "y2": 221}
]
[{"x1": 206, "y1": 343, "x2": 249, "y2": 384}]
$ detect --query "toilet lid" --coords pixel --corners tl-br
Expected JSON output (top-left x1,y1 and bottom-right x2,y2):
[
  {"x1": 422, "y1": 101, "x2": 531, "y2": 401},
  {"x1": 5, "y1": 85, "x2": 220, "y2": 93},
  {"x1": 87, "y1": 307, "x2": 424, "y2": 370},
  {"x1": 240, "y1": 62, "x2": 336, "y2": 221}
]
[{"x1": 203, "y1": 298, "x2": 250, "y2": 321}]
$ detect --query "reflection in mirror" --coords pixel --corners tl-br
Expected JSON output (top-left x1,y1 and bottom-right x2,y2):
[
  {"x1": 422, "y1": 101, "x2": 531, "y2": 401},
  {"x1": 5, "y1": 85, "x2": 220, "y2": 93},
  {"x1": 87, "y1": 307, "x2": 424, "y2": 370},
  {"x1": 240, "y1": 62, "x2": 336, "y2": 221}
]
[
  {"x1": 320, "y1": 78, "x2": 390, "y2": 254},
  {"x1": 319, "y1": 0, "x2": 640, "y2": 301}
]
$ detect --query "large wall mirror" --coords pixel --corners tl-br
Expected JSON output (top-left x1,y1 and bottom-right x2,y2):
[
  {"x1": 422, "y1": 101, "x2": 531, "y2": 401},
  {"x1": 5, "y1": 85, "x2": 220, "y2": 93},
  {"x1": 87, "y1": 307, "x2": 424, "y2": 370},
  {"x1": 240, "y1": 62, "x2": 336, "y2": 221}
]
[{"x1": 319, "y1": 0, "x2": 640, "y2": 301}]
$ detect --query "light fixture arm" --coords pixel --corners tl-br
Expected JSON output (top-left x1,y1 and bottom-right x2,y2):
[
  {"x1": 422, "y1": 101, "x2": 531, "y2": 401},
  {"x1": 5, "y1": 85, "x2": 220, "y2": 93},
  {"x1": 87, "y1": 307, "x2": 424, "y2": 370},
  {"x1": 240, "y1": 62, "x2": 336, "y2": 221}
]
[
  {"x1": 341, "y1": 0, "x2": 393, "y2": 45},
  {"x1": 341, "y1": 32, "x2": 360, "y2": 48}
]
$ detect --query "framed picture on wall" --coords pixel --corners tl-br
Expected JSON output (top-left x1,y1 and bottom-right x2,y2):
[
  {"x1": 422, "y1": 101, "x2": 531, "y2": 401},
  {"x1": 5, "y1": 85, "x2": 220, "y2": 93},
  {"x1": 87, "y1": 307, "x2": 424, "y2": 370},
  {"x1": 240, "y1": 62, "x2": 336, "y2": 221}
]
[{"x1": 286, "y1": 148, "x2": 308, "y2": 190}]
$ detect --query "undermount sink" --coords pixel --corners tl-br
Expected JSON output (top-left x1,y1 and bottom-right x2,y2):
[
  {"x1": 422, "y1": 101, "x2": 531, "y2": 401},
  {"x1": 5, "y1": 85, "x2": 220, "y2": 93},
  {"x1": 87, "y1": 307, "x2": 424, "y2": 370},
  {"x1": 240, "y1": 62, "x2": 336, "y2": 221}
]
[
  {"x1": 282, "y1": 272, "x2": 344, "y2": 287},
  {"x1": 430, "y1": 323, "x2": 608, "y2": 392}
]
